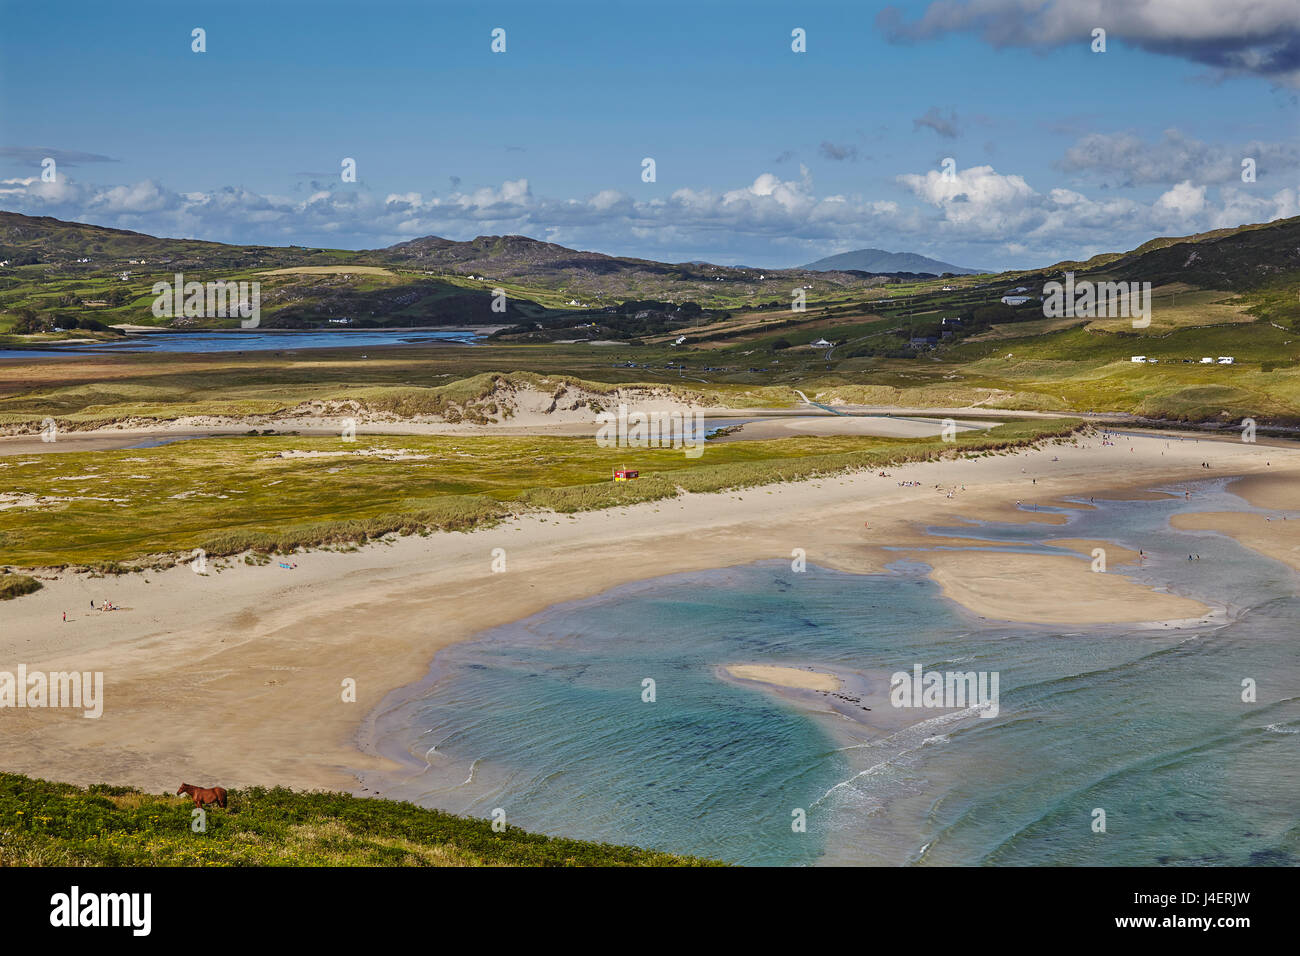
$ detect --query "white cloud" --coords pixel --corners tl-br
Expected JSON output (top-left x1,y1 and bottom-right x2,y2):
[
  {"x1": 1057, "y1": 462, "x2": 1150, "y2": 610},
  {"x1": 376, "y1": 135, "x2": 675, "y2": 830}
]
[
  {"x1": 1153, "y1": 180, "x2": 1208, "y2": 219},
  {"x1": 1, "y1": 162, "x2": 1294, "y2": 269}
]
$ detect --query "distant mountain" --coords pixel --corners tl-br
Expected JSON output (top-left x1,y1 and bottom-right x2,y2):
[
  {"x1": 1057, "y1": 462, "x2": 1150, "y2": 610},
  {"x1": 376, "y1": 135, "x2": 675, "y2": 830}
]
[{"x1": 802, "y1": 248, "x2": 983, "y2": 276}]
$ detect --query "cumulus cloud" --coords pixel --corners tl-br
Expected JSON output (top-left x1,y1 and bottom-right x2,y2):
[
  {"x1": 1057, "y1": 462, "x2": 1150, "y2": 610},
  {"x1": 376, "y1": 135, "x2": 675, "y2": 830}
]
[
  {"x1": 1, "y1": 161, "x2": 1295, "y2": 268},
  {"x1": 1153, "y1": 180, "x2": 1208, "y2": 218},
  {"x1": 877, "y1": 0, "x2": 1300, "y2": 86},
  {"x1": 895, "y1": 161, "x2": 1297, "y2": 253},
  {"x1": 1059, "y1": 129, "x2": 1299, "y2": 186}
]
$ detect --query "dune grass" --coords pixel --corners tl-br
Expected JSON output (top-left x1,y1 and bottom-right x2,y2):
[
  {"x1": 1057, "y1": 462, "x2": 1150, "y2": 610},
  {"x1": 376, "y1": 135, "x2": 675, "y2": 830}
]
[
  {"x1": 0, "y1": 419, "x2": 1081, "y2": 569},
  {"x1": 0, "y1": 572, "x2": 42, "y2": 600},
  {"x1": 0, "y1": 772, "x2": 715, "y2": 866}
]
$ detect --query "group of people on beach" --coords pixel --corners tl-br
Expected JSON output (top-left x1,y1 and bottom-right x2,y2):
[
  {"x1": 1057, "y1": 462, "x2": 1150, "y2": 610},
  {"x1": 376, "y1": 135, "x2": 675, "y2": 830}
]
[{"x1": 64, "y1": 598, "x2": 118, "y2": 622}]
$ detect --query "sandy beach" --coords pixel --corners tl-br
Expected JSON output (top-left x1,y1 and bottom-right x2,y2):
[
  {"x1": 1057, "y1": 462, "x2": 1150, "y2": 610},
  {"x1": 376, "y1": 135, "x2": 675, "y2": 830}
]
[
  {"x1": 725, "y1": 664, "x2": 842, "y2": 692},
  {"x1": 2, "y1": 427, "x2": 1293, "y2": 797}
]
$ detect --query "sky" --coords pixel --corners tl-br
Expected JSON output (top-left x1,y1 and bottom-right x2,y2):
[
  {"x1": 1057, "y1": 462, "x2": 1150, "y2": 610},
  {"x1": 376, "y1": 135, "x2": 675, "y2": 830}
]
[{"x1": 1, "y1": 0, "x2": 1297, "y2": 271}]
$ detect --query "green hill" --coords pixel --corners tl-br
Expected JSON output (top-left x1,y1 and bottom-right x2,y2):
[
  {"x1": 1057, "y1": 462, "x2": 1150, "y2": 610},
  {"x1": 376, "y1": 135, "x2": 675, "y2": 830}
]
[{"x1": 0, "y1": 772, "x2": 716, "y2": 867}]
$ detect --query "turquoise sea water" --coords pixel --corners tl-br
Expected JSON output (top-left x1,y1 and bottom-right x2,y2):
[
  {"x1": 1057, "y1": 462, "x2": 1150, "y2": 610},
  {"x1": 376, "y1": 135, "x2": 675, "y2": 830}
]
[{"x1": 371, "y1": 478, "x2": 1300, "y2": 865}]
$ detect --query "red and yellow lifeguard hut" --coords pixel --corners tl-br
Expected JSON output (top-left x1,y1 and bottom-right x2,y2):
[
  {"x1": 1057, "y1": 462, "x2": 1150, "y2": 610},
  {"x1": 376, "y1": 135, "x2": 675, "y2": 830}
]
[{"x1": 612, "y1": 466, "x2": 639, "y2": 482}]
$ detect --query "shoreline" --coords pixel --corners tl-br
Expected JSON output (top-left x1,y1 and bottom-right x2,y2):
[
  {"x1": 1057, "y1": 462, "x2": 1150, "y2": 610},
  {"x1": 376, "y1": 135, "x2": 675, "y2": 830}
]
[{"x1": 1, "y1": 429, "x2": 1293, "y2": 799}]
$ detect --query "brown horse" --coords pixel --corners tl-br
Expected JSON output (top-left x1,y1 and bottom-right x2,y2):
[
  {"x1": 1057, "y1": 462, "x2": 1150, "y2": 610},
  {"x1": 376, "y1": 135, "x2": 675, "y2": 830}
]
[{"x1": 177, "y1": 782, "x2": 227, "y2": 809}]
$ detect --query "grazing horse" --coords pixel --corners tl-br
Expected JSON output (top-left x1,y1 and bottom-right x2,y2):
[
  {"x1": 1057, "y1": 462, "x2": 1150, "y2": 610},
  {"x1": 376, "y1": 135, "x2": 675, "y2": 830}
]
[{"x1": 177, "y1": 782, "x2": 228, "y2": 809}]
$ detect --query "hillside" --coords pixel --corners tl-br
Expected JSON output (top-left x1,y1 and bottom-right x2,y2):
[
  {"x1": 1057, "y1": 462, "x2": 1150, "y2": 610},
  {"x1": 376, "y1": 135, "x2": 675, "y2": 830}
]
[
  {"x1": 376, "y1": 233, "x2": 894, "y2": 304},
  {"x1": 2, "y1": 211, "x2": 1298, "y2": 359},
  {"x1": 0, "y1": 213, "x2": 890, "y2": 333},
  {"x1": 0, "y1": 212, "x2": 335, "y2": 271},
  {"x1": 999, "y1": 216, "x2": 1300, "y2": 291},
  {"x1": 0, "y1": 772, "x2": 715, "y2": 866},
  {"x1": 802, "y1": 247, "x2": 982, "y2": 276}
]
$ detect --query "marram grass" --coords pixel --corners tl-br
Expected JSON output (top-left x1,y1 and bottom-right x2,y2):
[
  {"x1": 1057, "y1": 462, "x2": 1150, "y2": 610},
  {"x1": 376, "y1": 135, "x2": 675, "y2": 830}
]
[{"x1": 0, "y1": 419, "x2": 1082, "y2": 570}]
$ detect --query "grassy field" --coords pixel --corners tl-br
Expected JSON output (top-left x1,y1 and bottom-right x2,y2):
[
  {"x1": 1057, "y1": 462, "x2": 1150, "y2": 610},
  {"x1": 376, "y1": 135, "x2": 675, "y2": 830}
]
[
  {"x1": 2, "y1": 313, "x2": 1292, "y2": 432},
  {"x1": 0, "y1": 420, "x2": 1081, "y2": 568},
  {"x1": 0, "y1": 773, "x2": 714, "y2": 866}
]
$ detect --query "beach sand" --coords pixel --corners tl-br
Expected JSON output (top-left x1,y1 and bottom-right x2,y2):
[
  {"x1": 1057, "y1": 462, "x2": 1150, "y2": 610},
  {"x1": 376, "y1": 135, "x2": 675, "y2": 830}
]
[
  {"x1": 1170, "y1": 511, "x2": 1300, "y2": 572},
  {"x1": 910, "y1": 549, "x2": 1208, "y2": 625},
  {"x1": 725, "y1": 664, "x2": 842, "y2": 692},
  {"x1": 0, "y1": 428, "x2": 1290, "y2": 796},
  {"x1": 1227, "y1": 472, "x2": 1300, "y2": 511},
  {"x1": 1164, "y1": 470, "x2": 1300, "y2": 572},
  {"x1": 719, "y1": 662, "x2": 962, "y2": 735}
]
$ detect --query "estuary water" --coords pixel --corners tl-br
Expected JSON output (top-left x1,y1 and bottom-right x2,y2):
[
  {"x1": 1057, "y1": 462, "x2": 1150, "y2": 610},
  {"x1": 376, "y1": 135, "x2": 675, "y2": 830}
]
[
  {"x1": 371, "y1": 478, "x2": 1300, "y2": 865},
  {"x1": 0, "y1": 328, "x2": 482, "y2": 358}
]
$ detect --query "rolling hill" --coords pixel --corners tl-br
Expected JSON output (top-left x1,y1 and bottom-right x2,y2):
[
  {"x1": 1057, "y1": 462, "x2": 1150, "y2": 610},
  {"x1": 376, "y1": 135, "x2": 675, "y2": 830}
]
[
  {"x1": 1, "y1": 211, "x2": 1298, "y2": 343},
  {"x1": 0, "y1": 213, "x2": 894, "y2": 323}
]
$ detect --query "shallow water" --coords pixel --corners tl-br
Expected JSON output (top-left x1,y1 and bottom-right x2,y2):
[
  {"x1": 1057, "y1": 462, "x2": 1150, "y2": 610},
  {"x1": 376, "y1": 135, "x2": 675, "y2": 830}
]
[
  {"x1": 0, "y1": 328, "x2": 482, "y2": 356},
  {"x1": 372, "y1": 478, "x2": 1300, "y2": 865}
]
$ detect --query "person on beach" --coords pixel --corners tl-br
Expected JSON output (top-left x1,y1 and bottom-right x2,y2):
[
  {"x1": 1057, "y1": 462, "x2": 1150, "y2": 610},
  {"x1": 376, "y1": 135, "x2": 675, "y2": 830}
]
[{"x1": 62, "y1": 611, "x2": 66, "y2": 622}]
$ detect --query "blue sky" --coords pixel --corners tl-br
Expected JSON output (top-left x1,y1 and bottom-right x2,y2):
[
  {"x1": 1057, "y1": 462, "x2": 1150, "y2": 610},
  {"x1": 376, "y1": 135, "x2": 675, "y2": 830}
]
[{"x1": 2, "y1": 0, "x2": 1297, "y2": 270}]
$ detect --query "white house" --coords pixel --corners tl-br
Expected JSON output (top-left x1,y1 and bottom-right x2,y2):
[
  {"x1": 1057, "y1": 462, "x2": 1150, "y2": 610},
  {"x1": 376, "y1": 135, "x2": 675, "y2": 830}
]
[
  {"x1": 1000, "y1": 295, "x2": 1034, "y2": 306},
  {"x1": 1131, "y1": 356, "x2": 1147, "y2": 363},
  {"x1": 810, "y1": 338, "x2": 834, "y2": 348}
]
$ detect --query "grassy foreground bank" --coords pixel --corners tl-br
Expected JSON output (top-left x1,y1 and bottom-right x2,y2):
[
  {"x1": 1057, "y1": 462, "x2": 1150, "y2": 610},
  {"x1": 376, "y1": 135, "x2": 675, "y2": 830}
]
[
  {"x1": 0, "y1": 419, "x2": 1082, "y2": 568},
  {"x1": 0, "y1": 773, "x2": 715, "y2": 866}
]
